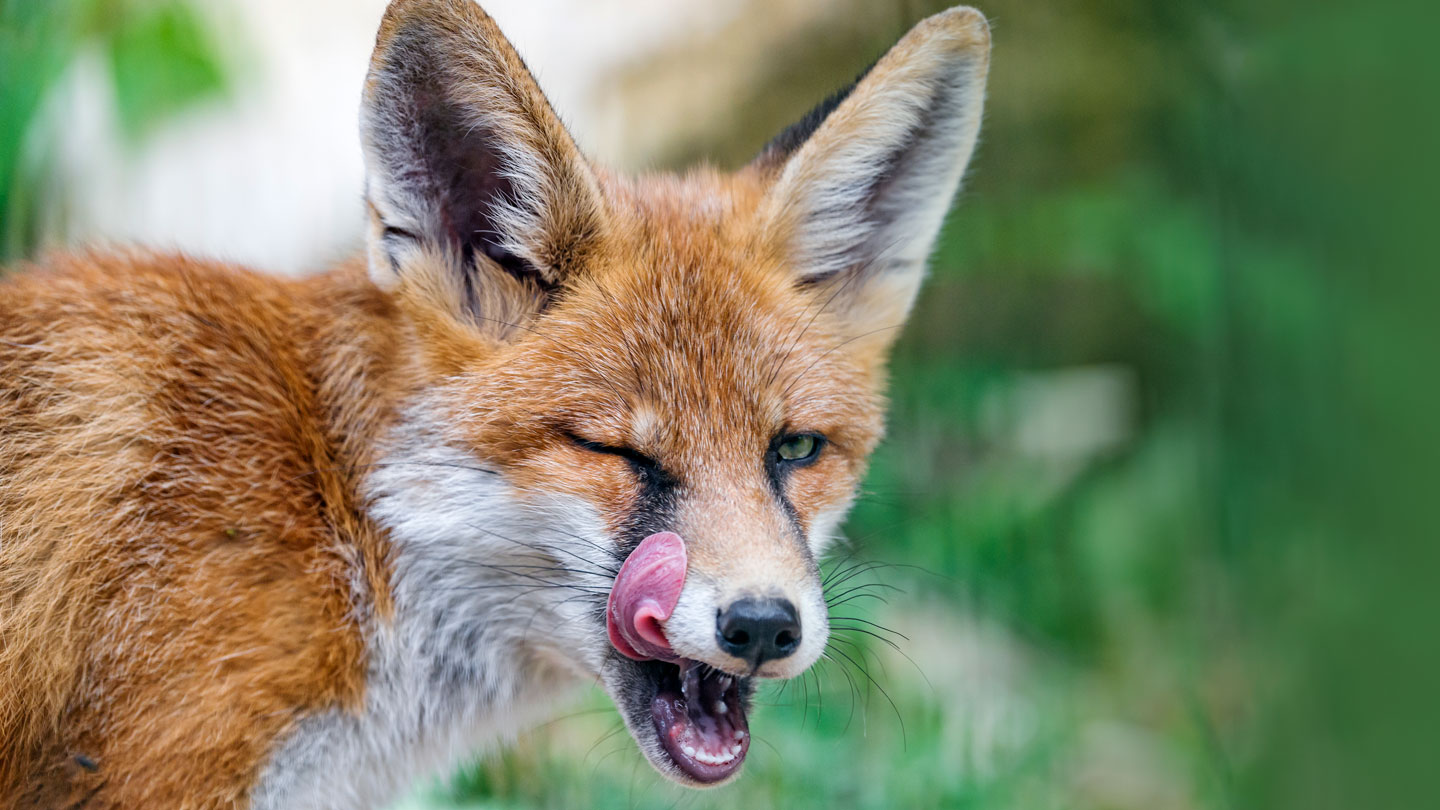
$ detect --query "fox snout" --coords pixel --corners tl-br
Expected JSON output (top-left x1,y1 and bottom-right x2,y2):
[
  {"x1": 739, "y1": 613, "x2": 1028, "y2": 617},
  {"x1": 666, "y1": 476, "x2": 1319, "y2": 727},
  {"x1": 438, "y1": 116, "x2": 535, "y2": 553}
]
[
  {"x1": 601, "y1": 530, "x2": 817, "y2": 674},
  {"x1": 608, "y1": 531, "x2": 820, "y2": 677},
  {"x1": 650, "y1": 530, "x2": 829, "y2": 680},
  {"x1": 715, "y1": 596, "x2": 802, "y2": 667},
  {"x1": 671, "y1": 582, "x2": 828, "y2": 680}
]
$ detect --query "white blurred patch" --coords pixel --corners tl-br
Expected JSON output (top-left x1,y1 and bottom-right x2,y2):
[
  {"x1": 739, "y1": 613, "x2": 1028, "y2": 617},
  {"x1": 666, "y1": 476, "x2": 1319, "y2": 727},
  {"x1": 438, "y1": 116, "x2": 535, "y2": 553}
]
[
  {"x1": 873, "y1": 603, "x2": 1038, "y2": 781},
  {"x1": 981, "y1": 364, "x2": 1138, "y2": 474}
]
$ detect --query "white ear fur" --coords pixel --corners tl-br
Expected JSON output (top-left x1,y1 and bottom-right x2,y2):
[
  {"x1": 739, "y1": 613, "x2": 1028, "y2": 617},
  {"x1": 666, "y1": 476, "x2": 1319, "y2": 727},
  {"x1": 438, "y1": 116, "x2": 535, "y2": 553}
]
[{"x1": 760, "y1": 7, "x2": 991, "y2": 336}]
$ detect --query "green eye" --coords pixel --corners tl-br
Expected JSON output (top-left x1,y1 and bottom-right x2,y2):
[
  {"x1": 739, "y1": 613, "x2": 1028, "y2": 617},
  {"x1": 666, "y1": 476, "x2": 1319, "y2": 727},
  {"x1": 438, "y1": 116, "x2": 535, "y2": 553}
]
[{"x1": 776, "y1": 433, "x2": 822, "y2": 463}]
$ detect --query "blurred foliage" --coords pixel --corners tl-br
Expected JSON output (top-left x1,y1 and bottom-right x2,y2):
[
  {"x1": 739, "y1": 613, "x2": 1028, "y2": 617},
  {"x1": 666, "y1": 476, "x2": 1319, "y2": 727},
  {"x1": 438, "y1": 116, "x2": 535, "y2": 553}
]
[
  {"x1": 106, "y1": 0, "x2": 226, "y2": 140},
  {"x1": 0, "y1": 0, "x2": 228, "y2": 260}
]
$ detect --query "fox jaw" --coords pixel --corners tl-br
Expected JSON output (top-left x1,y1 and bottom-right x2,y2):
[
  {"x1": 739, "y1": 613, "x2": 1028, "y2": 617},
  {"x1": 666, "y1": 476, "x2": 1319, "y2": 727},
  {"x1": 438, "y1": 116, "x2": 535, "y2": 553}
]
[{"x1": 259, "y1": 0, "x2": 989, "y2": 801}]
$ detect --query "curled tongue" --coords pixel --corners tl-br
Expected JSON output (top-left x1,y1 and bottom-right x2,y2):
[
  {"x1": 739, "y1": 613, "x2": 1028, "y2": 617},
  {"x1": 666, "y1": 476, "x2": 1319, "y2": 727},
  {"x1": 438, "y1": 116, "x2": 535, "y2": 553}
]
[{"x1": 608, "y1": 531, "x2": 687, "y2": 661}]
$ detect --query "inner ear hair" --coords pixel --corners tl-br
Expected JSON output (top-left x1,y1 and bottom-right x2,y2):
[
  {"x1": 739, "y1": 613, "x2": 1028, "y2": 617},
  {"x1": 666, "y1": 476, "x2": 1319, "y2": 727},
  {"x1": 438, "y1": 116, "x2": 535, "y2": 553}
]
[
  {"x1": 755, "y1": 7, "x2": 991, "y2": 329},
  {"x1": 359, "y1": 0, "x2": 606, "y2": 325}
]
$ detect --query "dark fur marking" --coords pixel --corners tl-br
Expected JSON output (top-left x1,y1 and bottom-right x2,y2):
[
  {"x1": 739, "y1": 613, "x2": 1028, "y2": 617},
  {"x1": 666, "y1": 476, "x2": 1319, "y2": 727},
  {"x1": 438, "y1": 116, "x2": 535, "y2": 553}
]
[
  {"x1": 592, "y1": 482, "x2": 679, "y2": 630},
  {"x1": 571, "y1": 437, "x2": 675, "y2": 489},
  {"x1": 561, "y1": 431, "x2": 680, "y2": 624},
  {"x1": 763, "y1": 433, "x2": 825, "y2": 549},
  {"x1": 757, "y1": 60, "x2": 876, "y2": 166}
]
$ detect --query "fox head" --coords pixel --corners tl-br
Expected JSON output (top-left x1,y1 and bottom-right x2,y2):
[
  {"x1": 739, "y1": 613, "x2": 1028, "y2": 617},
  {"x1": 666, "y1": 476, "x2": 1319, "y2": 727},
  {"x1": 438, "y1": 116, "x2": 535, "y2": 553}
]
[{"x1": 357, "y1": 0, "x2": 989, "y2": 787}]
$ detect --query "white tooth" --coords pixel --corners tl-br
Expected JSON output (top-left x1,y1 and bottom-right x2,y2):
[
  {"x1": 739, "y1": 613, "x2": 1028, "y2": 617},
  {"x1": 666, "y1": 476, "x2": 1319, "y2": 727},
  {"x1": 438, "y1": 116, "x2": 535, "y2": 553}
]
[
  {"x1": 716, "y1": 701, "x2": 728, "y2": 714},
  {"x1": 682, "y1": 744, "x2": 697, "y2": 758},
  {"x1": 731, "y1": 742, "x2": 742, "y2": 754}
]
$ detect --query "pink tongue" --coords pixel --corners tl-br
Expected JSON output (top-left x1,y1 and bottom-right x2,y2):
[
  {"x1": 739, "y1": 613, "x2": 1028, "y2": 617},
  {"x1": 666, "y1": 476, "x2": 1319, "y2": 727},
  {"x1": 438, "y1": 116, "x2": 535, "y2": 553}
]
[{"x1": 608, "y1": 532, "x2": 687, "y2": 661}]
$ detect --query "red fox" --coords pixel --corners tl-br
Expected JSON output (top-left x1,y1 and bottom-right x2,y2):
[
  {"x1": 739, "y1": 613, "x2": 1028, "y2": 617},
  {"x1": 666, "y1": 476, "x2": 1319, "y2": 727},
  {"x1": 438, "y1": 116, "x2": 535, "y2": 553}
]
[{"x1": 0, "y1": 0, "x2": 989, "y2": 806}]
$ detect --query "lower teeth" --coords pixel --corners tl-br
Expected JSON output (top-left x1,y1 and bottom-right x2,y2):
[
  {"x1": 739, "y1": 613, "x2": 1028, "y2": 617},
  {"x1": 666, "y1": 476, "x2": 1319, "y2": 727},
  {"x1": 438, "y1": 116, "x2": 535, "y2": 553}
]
[{"x1": 659, "y1": 662, "x2": 747, "y2": 772}]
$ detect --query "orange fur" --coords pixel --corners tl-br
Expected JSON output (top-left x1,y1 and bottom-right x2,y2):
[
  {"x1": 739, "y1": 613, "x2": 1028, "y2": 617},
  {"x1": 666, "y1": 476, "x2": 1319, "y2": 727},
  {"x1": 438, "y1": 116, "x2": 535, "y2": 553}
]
[{"x1": 0, "y1": 254, "x2": 400, "y2": 806}]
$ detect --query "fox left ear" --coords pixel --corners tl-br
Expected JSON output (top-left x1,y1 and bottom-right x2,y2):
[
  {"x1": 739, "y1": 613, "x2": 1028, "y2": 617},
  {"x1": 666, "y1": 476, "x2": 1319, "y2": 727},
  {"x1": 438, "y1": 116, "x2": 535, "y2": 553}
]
[
  {"x1": 754, "y1": 7, "x2": 990, "y2": 350},
  {"x1": 359, "y1": 0, "x2": 606, "y2": 333}
]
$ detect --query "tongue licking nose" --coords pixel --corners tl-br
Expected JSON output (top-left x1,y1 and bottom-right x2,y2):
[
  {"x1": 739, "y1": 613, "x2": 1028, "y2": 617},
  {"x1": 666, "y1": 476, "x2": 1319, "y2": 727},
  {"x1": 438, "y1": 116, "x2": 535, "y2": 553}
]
[
  {"x1": 608, "y1": 531, "x2": 687, "y2": 661},
  {"x1": 608, "y1": 531, "x2": 751, "y2": 783}
]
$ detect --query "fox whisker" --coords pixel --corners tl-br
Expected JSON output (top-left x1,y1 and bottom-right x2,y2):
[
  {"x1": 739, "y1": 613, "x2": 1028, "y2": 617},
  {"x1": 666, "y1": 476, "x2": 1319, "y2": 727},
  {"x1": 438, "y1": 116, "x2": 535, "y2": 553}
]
[{"x1": 823, "y1": 642, "x2": 906, "y2": 747}]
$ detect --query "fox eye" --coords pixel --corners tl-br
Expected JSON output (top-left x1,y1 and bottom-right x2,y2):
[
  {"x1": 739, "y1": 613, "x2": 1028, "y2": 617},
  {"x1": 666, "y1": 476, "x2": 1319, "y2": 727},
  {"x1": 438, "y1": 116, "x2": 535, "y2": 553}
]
[
  {"x1": 775, "y1": 433, "x2": 824, "y2": 464},
  {"x1": 567, "y1": 432, "x2": 669, "y2": 481}
]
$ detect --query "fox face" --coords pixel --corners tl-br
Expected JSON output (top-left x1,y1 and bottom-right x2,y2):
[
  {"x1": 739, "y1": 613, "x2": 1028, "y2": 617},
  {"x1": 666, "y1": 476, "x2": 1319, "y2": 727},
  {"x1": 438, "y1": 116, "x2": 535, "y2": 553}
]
[
  {"x1": 366, "y1": 211, "x2": 885, "y2": 783},
  {"x1": 326, "y1": 0, "x2": 991, "y2": 792},
  {"x1": 434, "y1": 210, "x2": 883, "y2": 686}
]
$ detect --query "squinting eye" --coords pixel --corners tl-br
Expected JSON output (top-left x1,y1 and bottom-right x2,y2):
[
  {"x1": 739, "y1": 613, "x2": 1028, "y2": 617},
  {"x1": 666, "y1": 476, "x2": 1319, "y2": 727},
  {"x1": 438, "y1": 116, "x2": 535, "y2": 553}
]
[{"x1": 776, "y1": 433, "x2": 822, "y2": 463}]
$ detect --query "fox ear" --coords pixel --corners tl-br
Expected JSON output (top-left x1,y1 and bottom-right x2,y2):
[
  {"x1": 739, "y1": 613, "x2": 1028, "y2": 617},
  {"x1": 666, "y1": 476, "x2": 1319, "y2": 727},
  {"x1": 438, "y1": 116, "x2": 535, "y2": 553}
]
[
  {"x1": 360, "y1": 0, "x2": 606, "y2": 331},
  {"x1": 755, "y1": 7, "x2": 990, "y2": 350}
]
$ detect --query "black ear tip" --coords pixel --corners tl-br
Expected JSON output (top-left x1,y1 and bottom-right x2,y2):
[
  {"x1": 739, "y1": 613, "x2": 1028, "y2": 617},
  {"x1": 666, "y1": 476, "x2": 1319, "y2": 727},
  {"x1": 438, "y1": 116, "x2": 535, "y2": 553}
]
[{"x1": 757, "y1": 59, "x2": 876, "y2": 168}]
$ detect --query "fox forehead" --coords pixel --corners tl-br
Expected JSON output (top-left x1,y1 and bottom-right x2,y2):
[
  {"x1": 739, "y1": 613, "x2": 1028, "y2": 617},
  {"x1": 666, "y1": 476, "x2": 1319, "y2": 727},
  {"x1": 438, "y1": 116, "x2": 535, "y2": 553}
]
[
  {"x1": 397, "y1": 169, "x2": 886, "y2": 547},
  {"x1": 448, "y1": 170, "x2": 886, "y2": 458}
]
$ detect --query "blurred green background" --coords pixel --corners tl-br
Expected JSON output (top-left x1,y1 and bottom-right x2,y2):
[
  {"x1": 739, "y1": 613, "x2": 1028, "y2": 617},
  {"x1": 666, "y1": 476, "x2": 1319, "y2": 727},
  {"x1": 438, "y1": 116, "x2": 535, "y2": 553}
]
[
  {"x1": 2, "y1": 0, "x2": 1431, "y2": 808},
  {"x1": 0, "y1": 0, "x2": 228, "y2": 259}
]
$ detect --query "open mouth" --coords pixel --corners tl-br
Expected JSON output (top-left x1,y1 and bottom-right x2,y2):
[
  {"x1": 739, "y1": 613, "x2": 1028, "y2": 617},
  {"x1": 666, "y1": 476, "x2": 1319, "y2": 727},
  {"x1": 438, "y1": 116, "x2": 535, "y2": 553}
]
[
  {"x1": 649, "y1": 658, "x2": 750, "y2": 782},
  {"x1": 606, "y1": 531, "x2": 752, "y2": 783}
]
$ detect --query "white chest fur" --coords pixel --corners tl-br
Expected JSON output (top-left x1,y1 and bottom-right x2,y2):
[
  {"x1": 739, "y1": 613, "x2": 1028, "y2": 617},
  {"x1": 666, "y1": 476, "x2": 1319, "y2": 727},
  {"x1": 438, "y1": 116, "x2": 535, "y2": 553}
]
[{"x1": 250, "y1": 420, "x2": 613, "y2": 809}]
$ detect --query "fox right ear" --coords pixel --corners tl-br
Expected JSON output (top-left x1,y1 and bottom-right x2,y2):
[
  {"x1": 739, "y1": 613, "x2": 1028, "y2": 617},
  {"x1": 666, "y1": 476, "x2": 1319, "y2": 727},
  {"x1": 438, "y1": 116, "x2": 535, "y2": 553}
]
[
  {"x1": 360, "y1": 0, "x2": 606, "y2": 334},
  {"x1": 753, "y1": 7, "x2": 990, "y2": 359}
]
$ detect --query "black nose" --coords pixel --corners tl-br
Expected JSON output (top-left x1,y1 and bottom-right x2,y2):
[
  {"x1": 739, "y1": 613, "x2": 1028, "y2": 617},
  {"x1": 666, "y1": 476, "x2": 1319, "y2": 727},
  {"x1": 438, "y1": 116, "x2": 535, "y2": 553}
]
[{"x1": 716, "y1": 597, "x2": 801, "y2": 666}]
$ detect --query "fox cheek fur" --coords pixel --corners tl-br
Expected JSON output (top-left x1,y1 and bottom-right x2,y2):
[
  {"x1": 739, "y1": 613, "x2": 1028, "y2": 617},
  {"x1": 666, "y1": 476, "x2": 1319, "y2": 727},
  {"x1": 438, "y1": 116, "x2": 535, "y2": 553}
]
[{"x1": 0, "y1": 0, "x2": 988, "y2": 806}]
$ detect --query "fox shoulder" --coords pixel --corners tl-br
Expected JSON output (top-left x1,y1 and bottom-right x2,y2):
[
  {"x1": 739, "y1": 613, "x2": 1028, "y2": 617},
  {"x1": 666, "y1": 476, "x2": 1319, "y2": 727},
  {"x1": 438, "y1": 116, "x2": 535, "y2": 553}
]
[{"x1": 0, "y1": 251, "x2": 397, "y2": 806}]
